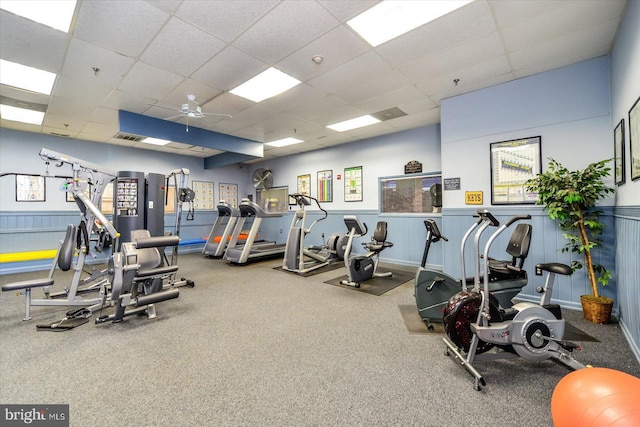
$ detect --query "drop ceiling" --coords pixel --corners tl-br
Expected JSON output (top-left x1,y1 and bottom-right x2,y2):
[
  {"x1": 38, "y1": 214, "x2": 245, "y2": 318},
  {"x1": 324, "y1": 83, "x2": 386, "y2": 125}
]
[{"x1": 0, "y1": 0, "x2": 628, "y2": 166}]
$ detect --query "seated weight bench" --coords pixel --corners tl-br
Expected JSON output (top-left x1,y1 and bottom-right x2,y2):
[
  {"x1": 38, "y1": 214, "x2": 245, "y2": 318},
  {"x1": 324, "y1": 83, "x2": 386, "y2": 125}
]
[{"x1": 2, "y1": 224, "x2": 78, "y2": 321}]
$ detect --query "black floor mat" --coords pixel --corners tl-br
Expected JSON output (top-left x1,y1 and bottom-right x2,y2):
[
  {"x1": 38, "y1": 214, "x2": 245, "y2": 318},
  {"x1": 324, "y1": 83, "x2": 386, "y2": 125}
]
[
  {"x1": 324, "y1": 268, "x2": 414, "y2": 296},
  {"x1": 273, "y1": 261, "x2": 344, "y2": 277}
]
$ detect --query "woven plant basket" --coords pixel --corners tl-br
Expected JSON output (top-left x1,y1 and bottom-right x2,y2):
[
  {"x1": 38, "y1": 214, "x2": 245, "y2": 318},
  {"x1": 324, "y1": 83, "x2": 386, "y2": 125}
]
[{"x1": 580, "y1": 295, "x2": 613, "y2": 324}]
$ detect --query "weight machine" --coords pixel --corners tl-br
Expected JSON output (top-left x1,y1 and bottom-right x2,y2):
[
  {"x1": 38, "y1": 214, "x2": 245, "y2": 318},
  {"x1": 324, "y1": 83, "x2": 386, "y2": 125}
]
[{"x1": 2, "y1": 148, "x2": 119, "y2": 319}]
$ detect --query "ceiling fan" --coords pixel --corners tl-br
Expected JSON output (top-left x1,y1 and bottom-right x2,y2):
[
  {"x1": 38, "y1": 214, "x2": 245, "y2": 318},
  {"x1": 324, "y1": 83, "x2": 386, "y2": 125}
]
[{"x1": 149, "y1": 94, "x2": 232, "y2": 131}]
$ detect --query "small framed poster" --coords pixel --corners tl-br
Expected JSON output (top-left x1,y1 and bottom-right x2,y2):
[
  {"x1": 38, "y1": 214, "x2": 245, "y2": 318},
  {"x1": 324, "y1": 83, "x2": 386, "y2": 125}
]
[
  {"x1": 317, "y1": 170, "x2": 333, "y2": 202},
  {"x1": 614, "y1": 119, "x2": 625, "y2": 185},
  {"x1": 16, "y1": 174, "x2": 45, "y2": 202},
  {"x1": 344, "y1": 166, "x2": 363, "y2": 202},
  {"x1": 297, "y1": 174, "x2": 311, "y2": 196}
]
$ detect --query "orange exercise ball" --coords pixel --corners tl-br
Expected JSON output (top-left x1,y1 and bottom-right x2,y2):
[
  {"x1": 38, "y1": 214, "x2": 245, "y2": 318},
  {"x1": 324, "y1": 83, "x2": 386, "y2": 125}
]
[{"x1": 551, "y1": 367, "x2": 640, "y2": 427}]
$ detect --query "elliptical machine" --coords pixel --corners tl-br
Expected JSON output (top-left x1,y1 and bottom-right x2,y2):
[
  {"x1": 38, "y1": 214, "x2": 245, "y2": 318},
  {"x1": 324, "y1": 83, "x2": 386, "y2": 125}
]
[
  {"x1": 442, "y1": 210, "x2": 585, "y2": 390},
  {"x1": 415, "y1": 214, "x2": 532, "y2": 330},
  {"x1": 282, "y1": 194, "x2": 345, "y2": 274},
  {"x1": 340, "y1": 215, "x2": 394, "y2": 288}
]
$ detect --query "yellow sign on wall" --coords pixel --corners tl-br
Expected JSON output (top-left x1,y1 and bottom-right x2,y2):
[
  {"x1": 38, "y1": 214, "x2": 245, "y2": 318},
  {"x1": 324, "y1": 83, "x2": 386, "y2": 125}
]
[{"x1": 465, "y1": 191, "x2": 483, "y2": 205}]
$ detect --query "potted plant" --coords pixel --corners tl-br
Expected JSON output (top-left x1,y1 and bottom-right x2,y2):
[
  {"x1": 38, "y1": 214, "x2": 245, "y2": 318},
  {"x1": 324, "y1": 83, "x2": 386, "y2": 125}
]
[{"x1": 526, "y1": 158, "x2": 615, "y2": 323}]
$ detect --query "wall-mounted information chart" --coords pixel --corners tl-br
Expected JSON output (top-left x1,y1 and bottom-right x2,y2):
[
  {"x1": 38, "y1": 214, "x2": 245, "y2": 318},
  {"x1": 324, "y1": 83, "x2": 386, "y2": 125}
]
[
  {"x1": 490, "y1": 136, "x2": 541, "y2": 205},
  {"x1": 317, "y1": 170, "x2": 333, "y2": 202},
  {"x1": 116, "y1": 177, "x2": 139, "y2": 216},
  {"x1": 344, "y1": 166, "x2": 363, "y2": 202}
]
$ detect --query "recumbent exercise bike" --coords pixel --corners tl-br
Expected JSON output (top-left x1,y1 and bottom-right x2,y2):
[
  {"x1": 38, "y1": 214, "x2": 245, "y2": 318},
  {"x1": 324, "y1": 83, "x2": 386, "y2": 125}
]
[{"x1": 340, "y1": 215, "x2": 394, "y2": 288}]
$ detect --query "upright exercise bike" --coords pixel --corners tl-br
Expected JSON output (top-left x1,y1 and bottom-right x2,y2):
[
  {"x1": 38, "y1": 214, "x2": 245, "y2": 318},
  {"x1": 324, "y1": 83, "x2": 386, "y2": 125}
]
[
  {"x1": 414, "y1": 214, "x2": 531, "y2": 329},
  {"x1": 442, "y1": 210, "x2": 585, "y2": 390},
  {"x1": 340, "y1": 216, "x2": 394, "y2": 288}
]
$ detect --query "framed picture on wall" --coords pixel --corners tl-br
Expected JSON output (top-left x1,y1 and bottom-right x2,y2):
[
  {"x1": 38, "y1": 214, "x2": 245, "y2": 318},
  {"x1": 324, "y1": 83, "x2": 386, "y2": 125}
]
[
  {"x1": 344, "y1": 166, "x2": 363, "y2": 202},
  {"x1": 297, "y1": 174, "x2": 311, "y2": 196},
  {"x1": 219, "y1": 183, "x2": 238, "y2": 208},
  {"x1": 317, "y1": 170, "x2": 333, "y2": 202},
  {"x1": 490, "y1": 136, "x2": 542, "y2": 205},
  {"x1": 15, "y1": 174, "x2": 45, "y2": 202},
  {"x1": 192, "y1": 180, "x2": 215, "y2": 210},
  {"x1": 629, "y1": 96, "x2": 640, "y2": 181},
  {"x1": 614, "y1": 119, "x2": 625, "y2": 185}
]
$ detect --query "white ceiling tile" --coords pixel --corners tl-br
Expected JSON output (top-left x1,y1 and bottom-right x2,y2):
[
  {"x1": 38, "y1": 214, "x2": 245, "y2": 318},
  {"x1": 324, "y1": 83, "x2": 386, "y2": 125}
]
[
  {"x1": 62, "y1": 38, "x2": 135, "y2": 88},
  {"x1": 74, "y1": 0, "x2": 168, "y2": 57},
  {"x1": 318, "y1": 0, "x2": 379, "y2": 21},
  {"x1": 200, "y1": 92, "x2": 255, "y2": 117},
  {"x1": 147, "y1": 0, "x2": 183, "y2": 14},
  {"x1": 489, "y1": 0, "x2": 565, "y2": 28},
  {"x1": 287, "y1": 95, "x2": 351, "y2": 123},
  {"x1": 141, "y1": 17, "x2": 227, "y2": 77},
  {"x1": 400, "y1": 32, "x2": 505, "y2": 82},
  {"x1": 376, "y1": 0, "x2": 497, "y2": 66},
  {"x1": 419, "y1": 56, "x2": 513, "y2": 98},
  {"x1": 118, "y1": 62, "x2": 184, "y2": 101},
  {"x1": 176, "y1": 0, "x2": 278, "y2": 43},
  {"x1": 354, "y1": 85, "x2": 434, "y2": 113},
  {"x1": 276, "y1": 25, "x2": 370, "y2": 81},
  {"x1": 53, "y1": 76, "x2": 114, "y2": 106},
  {"x1": 233, "y1": 0, "x2": 340, "y2": 63},
  {"x1": 90, "y1": 107, "x2": 119, "y2": 126},
  {"x1": 307, "y1": 51, "x2": 392, "y2": 94},
  {"x1": 509, "y1": 20, "x2": 620, "y2": 77},
  {"x1": 501, "y1": 0, "x2": 627, "y2": 53},
  {"x1": 102, "y1": 89, "x2": 156, "y2": 113},
  {"x1": 0, "y1": 10, "x2": 68, "y2": 72},
  {"x1": 259, "y1": 84, "x2": 327, "y2": 114},
  {"x1": 47, "y1": 96, "x2": 97, "y2": 121},
  {"x1": 336, "y1": 71, "x2": 412, "y2": 105},
  {"x1": 81, "y1": 121, "x2": 119, "y2": 138},
  {"x1": 42, "y1": 113, "x2": 87, "y2": 133},
  {"x1": 191, "y1": 46, "x2": 267, "y2": 91},
  {"x1": 160, "y1": 80, "x2": 223, "y2": 110}
]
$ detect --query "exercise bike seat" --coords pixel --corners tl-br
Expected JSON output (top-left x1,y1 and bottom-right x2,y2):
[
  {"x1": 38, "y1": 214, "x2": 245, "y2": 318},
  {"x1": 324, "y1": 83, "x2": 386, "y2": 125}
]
[
  {"x1": 363, "y1": 221, "x2": 393, "y2": 253},
  {"x1": 487, "y1": 223, "x2": 531, "y2": 280}
]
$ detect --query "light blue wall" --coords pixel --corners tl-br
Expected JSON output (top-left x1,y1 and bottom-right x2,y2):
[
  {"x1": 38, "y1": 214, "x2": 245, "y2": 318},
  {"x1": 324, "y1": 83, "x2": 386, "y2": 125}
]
[
  {"x1": 610, "y1": 0, "x2": 640, "y2": 362},
  {"x1": 0, "y1": 130, "x2": 252, "y2": 273},
  {"x1": 251, "y1": 125, "x2": 442, "y2": 211},
  {"x1": 441, "y1": 55, "x2": 613, "y2": 209}
]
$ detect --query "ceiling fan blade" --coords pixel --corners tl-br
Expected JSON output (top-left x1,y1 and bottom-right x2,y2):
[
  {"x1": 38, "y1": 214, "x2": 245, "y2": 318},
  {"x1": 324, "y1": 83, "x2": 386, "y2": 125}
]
[
  {"x1": 164, "y1": 114, "x2": 185, "y2": 121},
  {"x1": 203, "y1": 113, "x2": 233, "y2": 118},
  {"x1": 147, "y1": 103, "x2": 180, "y2": 112}
]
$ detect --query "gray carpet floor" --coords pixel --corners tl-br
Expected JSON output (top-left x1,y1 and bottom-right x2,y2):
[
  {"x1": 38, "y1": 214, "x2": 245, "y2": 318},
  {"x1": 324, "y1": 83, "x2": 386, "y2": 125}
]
[{"x1": 1, "y1": 253, "x2": 638, "y2": 427}]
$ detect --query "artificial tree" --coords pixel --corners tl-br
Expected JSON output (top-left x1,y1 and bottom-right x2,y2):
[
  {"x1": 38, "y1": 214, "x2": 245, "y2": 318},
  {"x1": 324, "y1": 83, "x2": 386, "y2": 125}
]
[{"x1": 526, "y1": 158, "x2": 615, "y2": 321}]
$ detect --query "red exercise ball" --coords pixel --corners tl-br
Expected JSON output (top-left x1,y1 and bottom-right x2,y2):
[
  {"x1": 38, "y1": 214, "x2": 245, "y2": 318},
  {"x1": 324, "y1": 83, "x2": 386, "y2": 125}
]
[{"x1": 551, "y1": 367, "x2": 640, "y2": 427}]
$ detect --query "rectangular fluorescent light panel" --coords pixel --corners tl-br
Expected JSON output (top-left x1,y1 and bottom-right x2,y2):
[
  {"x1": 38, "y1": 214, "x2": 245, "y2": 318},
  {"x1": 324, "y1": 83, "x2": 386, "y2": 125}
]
[
  {"x1": 0, "y1": 0, "x2": 77, "y2": 33},
  {"x1": 230, "y1": 67, "x2": 301, "y2": 103},
  {"x1": 0, "y1": 104, "x2": 45, "y2": 125},
  {"x1": 142, "y1": 137, "x2": 171, "y2": 146},
  {"x1": 266, "y1": 137, "x2": 303, "y2": 148},
  {"x1": 0, "y1": 59, "x2": 57, "y2": 95},
  {"x1": 327, "y1": 115, "x2": 380, "y2": 132},
  {"x1": 348, "y1": 0, "x2": 473, "y2": 47}
]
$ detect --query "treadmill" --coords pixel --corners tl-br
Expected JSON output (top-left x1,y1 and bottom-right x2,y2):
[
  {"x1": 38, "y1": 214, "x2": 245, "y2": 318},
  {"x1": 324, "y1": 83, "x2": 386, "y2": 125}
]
[
  {"x1": 223, "y1": 199, "x2": 286, "y2": 264},
  {"x1": 203, "y1": 201, "x2": 240, "y2": 258}
]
